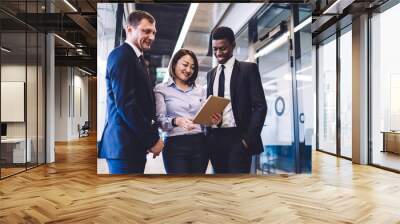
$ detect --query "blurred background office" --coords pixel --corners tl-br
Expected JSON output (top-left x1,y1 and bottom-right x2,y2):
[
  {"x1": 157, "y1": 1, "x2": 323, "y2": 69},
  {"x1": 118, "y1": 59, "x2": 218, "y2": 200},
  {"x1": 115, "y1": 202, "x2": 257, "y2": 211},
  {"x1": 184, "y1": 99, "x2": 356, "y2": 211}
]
[
  {"x1": 97, "y1": 3, "x2": 313, "y2": 174},
  {"x1": 0, "y1": 0, "x2": 398, "y2": 179}
]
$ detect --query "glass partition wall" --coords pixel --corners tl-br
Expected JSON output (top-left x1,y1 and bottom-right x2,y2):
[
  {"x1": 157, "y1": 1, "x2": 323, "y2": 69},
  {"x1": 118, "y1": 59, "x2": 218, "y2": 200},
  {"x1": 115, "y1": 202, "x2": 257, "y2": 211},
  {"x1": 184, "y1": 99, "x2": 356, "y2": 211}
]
[
  {"x1": 294, "y1": 5, "x2": 313, "y2": 173},
  {"x1": 316, "y1": 25, "x2": 352, "y2": 160},
  {"x1": 339, "y1": 26, "x2": 352, "y2": 159},
  {"x1": 0, "y1": 1, "x2": 46, "y2": 179},
  {"x1": 314, "y1": 0, "x2": 400, "y2": 172},
  {"x1": 317, "y1": 35, "x2": 337, "y2": 155},
  {"x1": 255, "y1": 4, "x2": 312, "y2": 174},
  {"x1": 370, "y1": 2, "x2": 400, "y2": 171}
]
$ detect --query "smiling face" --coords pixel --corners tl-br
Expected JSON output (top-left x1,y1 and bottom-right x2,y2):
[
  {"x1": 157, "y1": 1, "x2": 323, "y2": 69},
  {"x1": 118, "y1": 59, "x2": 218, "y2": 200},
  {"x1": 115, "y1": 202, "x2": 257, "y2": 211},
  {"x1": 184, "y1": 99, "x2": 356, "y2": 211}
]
[
  {"x1": 174, "y1": 54, "x2": 195, "y2": 84},
  {"x1": 212, "y1": 38, "x2": 235, "y2": 64},
  {"x1": 126, "y1": 18, "x2": 156, "y2": 51}
]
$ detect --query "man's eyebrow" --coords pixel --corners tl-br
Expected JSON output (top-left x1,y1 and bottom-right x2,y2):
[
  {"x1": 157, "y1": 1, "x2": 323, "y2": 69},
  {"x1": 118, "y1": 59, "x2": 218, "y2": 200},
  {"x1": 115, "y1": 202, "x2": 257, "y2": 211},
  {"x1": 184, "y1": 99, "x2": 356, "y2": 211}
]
[{"x1": 181, "y1": 59, "x2": 192, "y2": 64}]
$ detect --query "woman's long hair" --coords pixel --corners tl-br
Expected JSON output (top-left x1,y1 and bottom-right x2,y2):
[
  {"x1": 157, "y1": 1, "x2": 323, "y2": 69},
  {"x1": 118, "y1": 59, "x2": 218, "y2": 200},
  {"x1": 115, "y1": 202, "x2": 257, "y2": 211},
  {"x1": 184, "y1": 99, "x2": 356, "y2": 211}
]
[{"x1": 168, "y1": 49, "x2": 199, "y2": 86}]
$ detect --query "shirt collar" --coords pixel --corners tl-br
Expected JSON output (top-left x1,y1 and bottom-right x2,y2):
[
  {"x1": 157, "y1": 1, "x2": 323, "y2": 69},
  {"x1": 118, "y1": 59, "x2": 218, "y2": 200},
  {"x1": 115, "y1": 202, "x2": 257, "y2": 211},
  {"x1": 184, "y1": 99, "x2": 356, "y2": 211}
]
[
  {"x1": 167, "y1": 78, "x2": 195, "y2": 92},
  {"x1": 167, "y1": 78, "x2": 175, "y2": 86},
  {"x1": 219, "y1": 56, "x2": 235, "y2": 70},
  {"x1": 125, "y1": 40, "x2": 142, "y2": 58}
]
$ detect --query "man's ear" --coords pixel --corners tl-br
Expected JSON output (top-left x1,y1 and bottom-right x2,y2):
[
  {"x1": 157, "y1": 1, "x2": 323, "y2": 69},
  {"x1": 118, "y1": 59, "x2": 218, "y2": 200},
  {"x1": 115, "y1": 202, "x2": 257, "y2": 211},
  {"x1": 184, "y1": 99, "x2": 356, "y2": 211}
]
[{"x1": 126, "y1": 25, "x2": 134, "y2": 34}]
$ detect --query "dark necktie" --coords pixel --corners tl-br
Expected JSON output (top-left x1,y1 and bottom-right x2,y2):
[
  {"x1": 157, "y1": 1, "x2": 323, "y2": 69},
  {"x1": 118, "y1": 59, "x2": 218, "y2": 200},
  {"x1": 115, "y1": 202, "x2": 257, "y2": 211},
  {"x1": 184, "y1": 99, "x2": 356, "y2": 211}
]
[
  {"x1": 218, "y1": 64, "x2": 225, "y2": 97},
  {"x1": 138, "y1": 55, "x2": 147, "y2": 73},
  {"x1": 217, "y1": 64, "x2": 225, "y2": 127},
  {"x1": 139, "y1": 55, "x2": 151, "y2": 83},
  {"x1": 139, "y1": 55, "x2": 155, "y2": 108}
]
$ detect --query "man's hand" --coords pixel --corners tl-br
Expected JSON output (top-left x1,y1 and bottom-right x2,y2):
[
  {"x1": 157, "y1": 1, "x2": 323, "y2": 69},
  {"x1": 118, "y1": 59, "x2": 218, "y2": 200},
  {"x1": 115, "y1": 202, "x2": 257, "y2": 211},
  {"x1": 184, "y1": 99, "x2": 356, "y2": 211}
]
[
  {"x1": 210, "y1": 113, "x2": 222, "y2": 126},
  {"x1": 175, "y1": 117, "x2": 196, "y2": 131},
  {"x1": 149, "y1": 138, "x2": 164, "y2": 158}
]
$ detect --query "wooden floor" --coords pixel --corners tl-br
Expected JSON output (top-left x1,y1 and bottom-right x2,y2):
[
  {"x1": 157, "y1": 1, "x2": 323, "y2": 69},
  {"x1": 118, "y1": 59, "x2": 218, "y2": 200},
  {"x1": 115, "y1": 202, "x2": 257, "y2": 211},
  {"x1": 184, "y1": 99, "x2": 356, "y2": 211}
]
[
  {"x1": 372, "y1": 150, "x2": 400, "y2": 171},
  {"x1": 1, "y1": 135, "x2": 400, "y2": 223}
]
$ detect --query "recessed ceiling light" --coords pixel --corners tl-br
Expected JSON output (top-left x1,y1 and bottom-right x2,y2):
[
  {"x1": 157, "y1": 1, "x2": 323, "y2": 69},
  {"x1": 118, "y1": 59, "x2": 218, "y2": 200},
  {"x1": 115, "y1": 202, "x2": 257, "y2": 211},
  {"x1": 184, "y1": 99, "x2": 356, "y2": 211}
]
[
  {"x1": 54, "y1": 34, "x2": 75, "y2": 48},
  {"x1": 1, "y1": 47, "x2": 11, "y2": 53},
  {"x1": 63, "y1": 0, "x2": 78, "y2": 12},
  {"x1": 78, "y1": 67, "x2": 93, "y2": 76}
]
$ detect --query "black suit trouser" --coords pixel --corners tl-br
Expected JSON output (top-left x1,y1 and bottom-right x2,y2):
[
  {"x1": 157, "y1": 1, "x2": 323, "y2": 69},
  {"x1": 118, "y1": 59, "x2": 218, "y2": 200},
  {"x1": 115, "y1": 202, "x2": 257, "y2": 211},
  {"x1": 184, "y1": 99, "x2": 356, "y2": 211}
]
[
  {"x1": 207, "y1": 127, "x2": 252, "y2": 174},
  {"x1": 163, "y1": 133, "x2": 208, "y2": 174}
]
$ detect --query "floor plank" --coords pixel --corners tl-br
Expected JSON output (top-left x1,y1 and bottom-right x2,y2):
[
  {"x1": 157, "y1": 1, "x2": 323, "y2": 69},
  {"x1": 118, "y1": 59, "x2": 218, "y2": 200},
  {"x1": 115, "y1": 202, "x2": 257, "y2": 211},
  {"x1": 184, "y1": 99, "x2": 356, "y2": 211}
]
[{"x1": 1, "y1": 134, "x2": 400, "y2": 223}]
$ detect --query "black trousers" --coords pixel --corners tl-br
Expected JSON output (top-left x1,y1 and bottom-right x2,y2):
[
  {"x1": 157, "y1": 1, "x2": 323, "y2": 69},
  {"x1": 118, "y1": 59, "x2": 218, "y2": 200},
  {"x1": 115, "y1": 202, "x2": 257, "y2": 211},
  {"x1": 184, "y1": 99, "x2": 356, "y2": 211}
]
[
  {"x1": 207, "y1": 127, "x2": 252, "y2": 174},
  {"x1": 163, "y1": 133, "x2": 208, "y2": 174}
]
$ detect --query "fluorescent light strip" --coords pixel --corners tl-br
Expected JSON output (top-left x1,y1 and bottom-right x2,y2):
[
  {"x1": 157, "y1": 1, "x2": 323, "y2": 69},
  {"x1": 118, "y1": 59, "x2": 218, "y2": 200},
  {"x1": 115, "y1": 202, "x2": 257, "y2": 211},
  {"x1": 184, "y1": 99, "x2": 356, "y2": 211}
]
[
  {"x1": 54, "y1": 34, "x2": 75, "y2": 48},
  {"x1": 284, "y1": 74, "x2": 312, "y2": 82},
  {"x1": 322, "y1": 0, "x2": 341, "y2": 15},
  {"x1": 262, "y1": 79, "x2": 279, "y2": 87},
  {"x1": 63, "y1": 0, "x2": 78, "y2": 12},
  {"x1": 254, "y1": 32, "x2": 289, "y2": 59},
  {"x1": 294, "y1": 17, "x2": 311, "y2": 33},
  {"x1": 255, "y1": 17, "x2": 312, "y2": 59},
  {"x1": 173, "y1": 3, "x2": 199, "y2": 55},
  {"x1": 78, "y1": 67, "x2": 92, "y2": 76},
  {"x1": 255, "y1": 16, "x2": 312, "y2": 59},
  {"x1": 1, "y1": 47, "x2": 11, "y2": 53},
  {"x1": 262, "y1": 83, "x2": 277, "y2": 90},
  {"x1": 296, "y1": 66, "x2": 312, "y2": 73}
]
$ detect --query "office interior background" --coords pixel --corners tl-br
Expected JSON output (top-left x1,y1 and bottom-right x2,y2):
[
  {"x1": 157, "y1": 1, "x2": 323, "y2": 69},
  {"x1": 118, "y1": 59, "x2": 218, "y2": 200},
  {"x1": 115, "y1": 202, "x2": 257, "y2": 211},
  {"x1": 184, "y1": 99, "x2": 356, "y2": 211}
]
[
  {"x1": 0, "y1": 0, "x2": 97, "y2": 179},
  {"x1": 0, "y1": 0, "x2": 400, "y2": 177},
  {"x1": 0, "y1": 0, "x2": 399, "y2": 222},
  {"x1": 96, "y1": 3, "x2": 312, "y2": 175}
]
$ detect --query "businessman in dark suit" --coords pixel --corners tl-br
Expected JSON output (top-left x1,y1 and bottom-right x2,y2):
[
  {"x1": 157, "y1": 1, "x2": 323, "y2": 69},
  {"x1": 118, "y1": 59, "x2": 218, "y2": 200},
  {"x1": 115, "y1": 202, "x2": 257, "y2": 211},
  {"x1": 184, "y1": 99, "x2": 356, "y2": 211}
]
[
  {"x1": 98, "y1": 11, "x2": 164, "y2": 174},
  {"x1": 207, "y1": 26, "x2": 267, "y2": 174}
]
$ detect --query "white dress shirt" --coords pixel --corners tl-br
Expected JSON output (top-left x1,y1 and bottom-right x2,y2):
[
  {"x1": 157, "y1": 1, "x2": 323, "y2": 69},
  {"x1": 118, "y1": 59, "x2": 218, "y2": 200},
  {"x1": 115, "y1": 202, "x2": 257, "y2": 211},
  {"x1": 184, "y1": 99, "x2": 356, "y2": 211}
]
[
  {"x1": 125, "y1": 40, "x2": 142, "y2": 58},
  {"x1": 212, "y1": 56, "x2": 236, "y2": 128}
]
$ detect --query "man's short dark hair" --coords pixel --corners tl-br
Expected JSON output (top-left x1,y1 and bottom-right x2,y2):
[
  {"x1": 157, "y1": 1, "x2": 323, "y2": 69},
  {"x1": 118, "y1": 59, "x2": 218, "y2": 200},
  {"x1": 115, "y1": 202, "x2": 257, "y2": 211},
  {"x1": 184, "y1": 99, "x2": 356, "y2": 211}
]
[
  {"x1": 212, "y1": 26, "x2": 235, "y2": 44},
  {"x1": 127, "y1": 10, "x2": 155, "y2": 27}
]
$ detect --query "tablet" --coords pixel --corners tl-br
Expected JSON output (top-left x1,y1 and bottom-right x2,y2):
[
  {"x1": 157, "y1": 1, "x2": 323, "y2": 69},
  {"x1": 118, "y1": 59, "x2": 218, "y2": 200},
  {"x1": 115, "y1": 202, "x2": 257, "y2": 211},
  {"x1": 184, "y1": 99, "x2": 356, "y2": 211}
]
[{"x1": 192, "y1": 95, "x2": 230, "y2": 125}]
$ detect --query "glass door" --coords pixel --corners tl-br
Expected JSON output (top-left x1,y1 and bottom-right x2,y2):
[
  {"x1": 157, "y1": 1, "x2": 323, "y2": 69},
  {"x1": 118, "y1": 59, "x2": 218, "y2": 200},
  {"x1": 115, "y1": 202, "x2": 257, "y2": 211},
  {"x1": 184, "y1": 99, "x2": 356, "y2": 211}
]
[
  {"x1": 339, "y1": 26, "x2": 352, "y2": 159},
  {"x1": 255, "y1": 4, "x2": 312, "y2": 174},
  {"x1": 0, "y1": 1, "x2": 47, "y2": 179},
  {"x1": 294, "y1": 5, "x2": 313, "y2": 173},
  {"x1": 257, "y1": 35, "x2": 296, "y2": 174},
  {"x1": 370, "y1": 2, "x2": 400, "y2": 171},
  {"x1": 317, "y1": 35, "x2": 337, "y2": 155},
  {"x1": 1, "y1": 30, "x2": 28, "y2": 178}
]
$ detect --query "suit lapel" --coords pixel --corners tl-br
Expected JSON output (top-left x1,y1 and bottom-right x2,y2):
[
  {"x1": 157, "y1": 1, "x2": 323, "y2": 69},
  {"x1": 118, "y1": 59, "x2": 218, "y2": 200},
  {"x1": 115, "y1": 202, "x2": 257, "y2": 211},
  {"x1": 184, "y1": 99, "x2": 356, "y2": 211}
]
[
  {"x1": 124, "y1": 43, "x2": 155, "y2": 117},
  {"x1": 208, "y1": 67, "x2": 218, "y2": 96},
  {"x1": 230, "y1": 60, "x2": 240, "y2": 106}
]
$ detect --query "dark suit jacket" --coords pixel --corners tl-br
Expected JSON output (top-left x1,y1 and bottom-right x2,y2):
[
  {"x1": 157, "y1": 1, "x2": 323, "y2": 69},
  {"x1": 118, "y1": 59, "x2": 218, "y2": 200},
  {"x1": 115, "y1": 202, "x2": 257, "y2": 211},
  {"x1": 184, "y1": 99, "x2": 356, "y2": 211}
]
[
  {"x1": 207, "y1": 60, "x2": 267, "y2": 155},
  {"x1": 98, "y1": 43, "x2": 159, "y2": 159}
]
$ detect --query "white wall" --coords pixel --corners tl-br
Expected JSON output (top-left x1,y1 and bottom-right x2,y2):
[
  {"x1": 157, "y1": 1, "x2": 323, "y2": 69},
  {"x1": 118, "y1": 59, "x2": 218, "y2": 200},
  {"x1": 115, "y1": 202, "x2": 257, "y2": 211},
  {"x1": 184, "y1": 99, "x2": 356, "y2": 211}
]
[
  {"x1": 54, "y1": 67, "x2": 89, "y2": 141},
  {"x1": 46, "y1": 32, "x2": 55, "y2": 163},
  {"x1": 55, "y1": 66, "x2": 68, "y2": 141},
  {"x1": 1, "y1": 65, "x2": 36, "y2": 137},
  {"x1": 1, "y1": 63, "x2": 46, "y2": 164}
]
